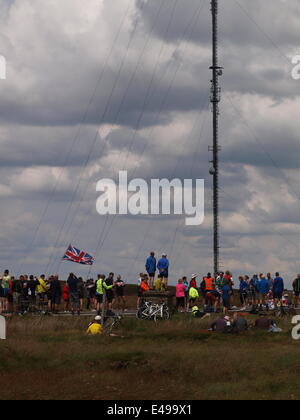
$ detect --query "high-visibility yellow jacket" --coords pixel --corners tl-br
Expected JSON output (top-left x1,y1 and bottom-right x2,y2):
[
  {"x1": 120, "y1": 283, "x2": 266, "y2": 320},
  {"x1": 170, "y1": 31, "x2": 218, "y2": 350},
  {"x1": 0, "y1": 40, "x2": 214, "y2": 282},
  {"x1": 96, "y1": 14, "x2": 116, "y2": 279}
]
[
  {"x1": 37, "y1": 278, "x2": 47, "y2": 294},
  {"x1": 96, "y1": 278, "x2": 113, "y2": 295},
  {"x1": 189, "y1": 287, "x2": 199, "y2": 299}
]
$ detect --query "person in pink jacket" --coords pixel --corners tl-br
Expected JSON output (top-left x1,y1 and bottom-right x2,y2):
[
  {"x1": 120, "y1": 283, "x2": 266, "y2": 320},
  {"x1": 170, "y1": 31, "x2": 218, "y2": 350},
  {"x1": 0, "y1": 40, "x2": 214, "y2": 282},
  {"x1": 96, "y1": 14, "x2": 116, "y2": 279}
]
[{"x1": 176, "y1": 279, "x2": 186, "y2": 312}]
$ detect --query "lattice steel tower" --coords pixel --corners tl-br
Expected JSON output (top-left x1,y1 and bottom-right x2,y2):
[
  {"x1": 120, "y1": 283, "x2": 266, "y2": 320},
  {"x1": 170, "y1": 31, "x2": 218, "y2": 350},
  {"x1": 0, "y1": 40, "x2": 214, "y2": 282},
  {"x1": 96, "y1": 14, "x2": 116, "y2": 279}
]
[{"x1": 209, "y1": 0, "x2": 223, "y2": 275}]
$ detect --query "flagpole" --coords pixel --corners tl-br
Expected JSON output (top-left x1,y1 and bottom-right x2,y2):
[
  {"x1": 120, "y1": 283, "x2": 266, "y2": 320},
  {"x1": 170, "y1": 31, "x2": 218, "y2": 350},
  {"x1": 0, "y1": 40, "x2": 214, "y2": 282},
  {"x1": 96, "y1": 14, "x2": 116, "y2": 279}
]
[{"x1": 101, "y1": 289, "x2": 106, "y2": 328}]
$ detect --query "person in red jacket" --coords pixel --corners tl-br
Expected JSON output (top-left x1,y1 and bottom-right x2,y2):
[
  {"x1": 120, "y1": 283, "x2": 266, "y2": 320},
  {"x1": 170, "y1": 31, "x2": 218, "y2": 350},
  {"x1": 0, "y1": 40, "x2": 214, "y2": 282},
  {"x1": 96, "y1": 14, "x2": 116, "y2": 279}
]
[
  {"x1": 189, "y1": 274, "x2": 197, "y2": 289},
  {"x1": 63, "y1": 283, "x2": 70, "y2": 312}
]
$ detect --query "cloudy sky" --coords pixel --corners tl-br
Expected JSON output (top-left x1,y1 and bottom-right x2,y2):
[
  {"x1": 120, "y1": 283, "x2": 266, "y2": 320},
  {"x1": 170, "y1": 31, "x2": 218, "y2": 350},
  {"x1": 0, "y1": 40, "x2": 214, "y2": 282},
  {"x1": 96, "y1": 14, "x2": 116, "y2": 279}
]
[{"x1": 0, "y1": 0, "x2": 300, "y2": 286}]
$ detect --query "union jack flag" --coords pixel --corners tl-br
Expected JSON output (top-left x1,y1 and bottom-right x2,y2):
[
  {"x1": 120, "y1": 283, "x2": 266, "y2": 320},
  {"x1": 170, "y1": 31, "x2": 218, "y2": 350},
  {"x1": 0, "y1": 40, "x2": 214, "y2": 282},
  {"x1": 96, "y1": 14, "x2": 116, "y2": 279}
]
[{"x1": 62, "y1": 244, "x2": 95, "y2": 265}]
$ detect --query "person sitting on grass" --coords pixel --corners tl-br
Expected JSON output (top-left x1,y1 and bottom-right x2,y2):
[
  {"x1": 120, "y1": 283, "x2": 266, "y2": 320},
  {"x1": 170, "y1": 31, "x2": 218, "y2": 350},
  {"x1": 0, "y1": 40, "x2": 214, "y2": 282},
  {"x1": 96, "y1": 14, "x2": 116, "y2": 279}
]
[
  {"x1": 254, "y1": 313, "x2": 282, "y2": 332},
  {"x1": 87, "y1": 316, "x2": 103, "y2": 335},
  {"x1": 192, "y1": 306, "x2": 210, "y2": 320},
  {"x1": 232, "y1": 312, "x2": 248, "y2": 333},
  {"x1": 210, "y1": 315, "x2": 232, "y2": 333}
]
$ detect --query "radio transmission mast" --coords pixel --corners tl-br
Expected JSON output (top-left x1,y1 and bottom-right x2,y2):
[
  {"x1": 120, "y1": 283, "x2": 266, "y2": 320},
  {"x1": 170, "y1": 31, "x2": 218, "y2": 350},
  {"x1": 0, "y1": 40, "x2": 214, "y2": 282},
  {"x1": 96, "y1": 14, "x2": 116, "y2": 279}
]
[{"x1": 209, "y1": 0, "x2": 223, "y2": 275}]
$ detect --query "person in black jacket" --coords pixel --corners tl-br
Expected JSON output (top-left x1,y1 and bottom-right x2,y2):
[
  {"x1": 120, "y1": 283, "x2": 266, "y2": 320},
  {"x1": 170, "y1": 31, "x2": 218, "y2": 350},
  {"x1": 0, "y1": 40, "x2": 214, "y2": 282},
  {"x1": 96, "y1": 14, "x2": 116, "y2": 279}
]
[
  {"x1": 28, "y1": 275, "x2": 39, "y2": 304},
  {"x1": 50, "y1": 275, "x2": 62, "y2": 313},
  {"x1": 67, "y1": 273, "x2": 80, "y2": 315}
]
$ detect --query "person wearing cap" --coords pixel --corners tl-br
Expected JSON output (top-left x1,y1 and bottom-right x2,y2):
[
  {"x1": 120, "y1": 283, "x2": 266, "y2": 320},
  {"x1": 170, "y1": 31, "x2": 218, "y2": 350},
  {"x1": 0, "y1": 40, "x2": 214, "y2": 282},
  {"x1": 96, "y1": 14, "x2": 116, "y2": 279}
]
[
  {"x1": 87, "y1": 316, "x2": 103, "y2": 336},
  {"x1": 190, "y1": 274, "x2": 197, "y2": 289},
  {"x1": 157, "y1": 254, "x2": 169, "y2": 288}
]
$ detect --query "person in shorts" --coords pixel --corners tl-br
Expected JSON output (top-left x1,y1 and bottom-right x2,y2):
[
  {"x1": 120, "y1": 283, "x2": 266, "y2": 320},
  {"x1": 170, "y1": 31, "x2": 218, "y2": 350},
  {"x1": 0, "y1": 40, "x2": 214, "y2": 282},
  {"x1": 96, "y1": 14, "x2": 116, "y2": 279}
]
[
  {"x1": 115, "y1": 275, "x2": 126, "y2": 311},
  {"x1": 222, "y1": 283, "x2": 231, "y2": 314},
  {"x1": 273, "y1": 273, "x2": 284, "y2": 307},
  {"x1": 63, "y1": 282, "x2": 70, "y2": 312},
  {"x1": 293, "y1": 274, "x2": 300, "y2": 307},
  {"x1": 175, "y1": 279, "x2": 186, "y2": 312},
  {"x1": 145, "y1": 252, "x2": 157, "y2": 289},
  {"x1": 105, "y1": 273, "x2": 115, "y2": 313},
  {"x1": 157, "y1": 254, "x2": 169, "y2": 288}
]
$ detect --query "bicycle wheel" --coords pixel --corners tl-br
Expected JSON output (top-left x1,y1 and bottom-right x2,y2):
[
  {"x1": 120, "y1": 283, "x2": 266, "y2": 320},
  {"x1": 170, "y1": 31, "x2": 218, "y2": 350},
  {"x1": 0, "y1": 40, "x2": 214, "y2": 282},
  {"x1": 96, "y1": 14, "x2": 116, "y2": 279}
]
[{"x1": 162, "y1": 307, "x2": 170, "y2": 320}]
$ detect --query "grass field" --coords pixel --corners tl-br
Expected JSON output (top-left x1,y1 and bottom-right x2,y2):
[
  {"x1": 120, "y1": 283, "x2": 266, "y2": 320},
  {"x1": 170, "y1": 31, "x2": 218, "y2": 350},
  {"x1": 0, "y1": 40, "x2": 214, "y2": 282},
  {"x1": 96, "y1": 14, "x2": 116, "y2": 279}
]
[{"x1": 0, "y1": 313, "x2": 299, "y2": 400}]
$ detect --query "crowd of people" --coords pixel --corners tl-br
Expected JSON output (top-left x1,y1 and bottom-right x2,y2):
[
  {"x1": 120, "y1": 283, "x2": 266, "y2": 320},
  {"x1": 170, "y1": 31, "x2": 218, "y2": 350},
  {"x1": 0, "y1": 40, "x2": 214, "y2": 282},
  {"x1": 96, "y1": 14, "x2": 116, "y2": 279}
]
[
  {"x1": 0, "y1": 271, "x2": 127, "y2": 315},
  {"x1": 174, "y1": 270, "x2": 300, "y2": 314},
  {"x1": 1, "y1": 252, "x2": 300, "y2": 317}
]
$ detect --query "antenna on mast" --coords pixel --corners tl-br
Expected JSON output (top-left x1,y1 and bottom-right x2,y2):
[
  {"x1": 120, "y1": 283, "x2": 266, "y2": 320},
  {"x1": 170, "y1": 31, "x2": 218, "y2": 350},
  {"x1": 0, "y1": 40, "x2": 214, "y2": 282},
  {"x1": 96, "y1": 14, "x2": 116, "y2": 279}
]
[{"x1": 209, "y1": 0, "x2": 223, "y2": 275}]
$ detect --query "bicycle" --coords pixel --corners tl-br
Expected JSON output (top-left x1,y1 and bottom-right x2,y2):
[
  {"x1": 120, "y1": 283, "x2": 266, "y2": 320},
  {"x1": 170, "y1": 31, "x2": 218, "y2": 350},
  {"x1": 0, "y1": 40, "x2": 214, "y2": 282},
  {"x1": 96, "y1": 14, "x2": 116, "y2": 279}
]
[
  {"x1": 103, "y1": 314, "x2": 123, "y2": 335},
  {"x1": 137, "y1": 300, "x2": 170, "y2": 322}
]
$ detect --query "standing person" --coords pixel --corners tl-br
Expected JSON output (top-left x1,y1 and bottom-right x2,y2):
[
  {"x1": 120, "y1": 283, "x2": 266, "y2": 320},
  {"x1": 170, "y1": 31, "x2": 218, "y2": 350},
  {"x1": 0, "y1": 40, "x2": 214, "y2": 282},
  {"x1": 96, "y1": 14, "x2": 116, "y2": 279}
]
[
  {"x1": 19, "y1": 275, "x2": 29, "y2": 314},
  {"x1": 244, "y1": 275, "x2": 251, "y2": 306},
  {"x1": 50, "y1": 275, "x2": 62, "y2": 313},
  {"x1": 215, "y1": 272, "x2": 225, "y2": 294},
  {"x1": 204, "y1": 273, "x2": 215, "y2": 293},
  {"x1": 273, "y1": 272, "x2": 285, "y2": 308},
  {"x1": 77, "y1": 278, "x2": 85, "y2": 311},
  {"x1": 293, "y1": 274, "x2": 300, "y2": 308},
  {"x1": 86, "y1": 279, "x2": 96, "y2": 311},
  {"x1": 63, "y1": 282, "x2": 70, "y2": 312},
  {"x1": 95, "y1": 274, "x2": 114, "y2": 316},
  {"x1": 249, "y1": 275, "x2": 259, "y2": 307},
  {"x1": 145, "y1": 252, "x2": 157, "y2": 289},
  {"x1": 0, "y1": 279, "x2": 5, "y2": 313},
  {"x1": 137, "y1": 273, "x2": 144, "y2": 309},
  {"x1": 266, "y1": 273, "x2": 274, "y2": 291},
  {"x1": 37, "y1": 274, "x2": 48, "y2": 307},
  {"x1": 1, "y1": 270, "x2": 11, "y2": 313},
  {"x1": 182, "y1": 276, "x2": 189, "y2": 311},
  {"x1": 105, "y1": 273, "x2": 115, "y2": 315},
  {"x1": 7, "y1": 277, "x2": 14, "y2": 314},
  {"x1": 67, "y1": 273, "x2": 80, "y2": 315},
  {"x1": 257, "y1": 274, "x2": 269, "y2": 311},
  {"x1": 28, "y1": 275, "x2": 38, "y2": 305},
  {"x1": 190, "y1": 274, "x2": 197, "y2": 289},
  {"x1": 239, "y1": 276, "x2": 249, "y2": 309},
  {"x1": 222, "y1": 282, "x2": 231, "y2": 314},
  {"x1": 115, "y1": 275, "x2": 126, "y2": 312},
  {"x1": 157, "y1": 254, "x2": 169, "y2": 289},
  {"x1": 95, "y1": 275, "x2": 105, "y2": 315},
  {"x1": 175, "y1": 279, "x2": 186, "y2": 313},
  {"x1": 188, "y1": 284, "x2": 199, "y2": 309}
]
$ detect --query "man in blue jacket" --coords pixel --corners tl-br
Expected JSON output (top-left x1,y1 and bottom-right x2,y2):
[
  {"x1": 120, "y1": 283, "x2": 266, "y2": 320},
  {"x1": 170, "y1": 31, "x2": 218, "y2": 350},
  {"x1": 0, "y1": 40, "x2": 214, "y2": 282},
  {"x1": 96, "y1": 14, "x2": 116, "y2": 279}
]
[
  {"x1": 273, "y1": 272, "x2": 285, "y2": 307},
  {"x1": 157, "y1": 254, "x2": 169, "y2": 288},
  {"x1": 145, "y1": 252, "x2": 157, "y2": 289},
  {"x1": 257, "y1": 274, "x2": 269, "y2": 311}
]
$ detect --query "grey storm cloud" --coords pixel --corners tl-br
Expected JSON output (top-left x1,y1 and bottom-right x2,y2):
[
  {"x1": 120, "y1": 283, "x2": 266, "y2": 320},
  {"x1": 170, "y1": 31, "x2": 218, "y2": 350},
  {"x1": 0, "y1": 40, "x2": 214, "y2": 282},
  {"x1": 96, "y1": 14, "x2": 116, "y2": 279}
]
[{"x1": 0, "y1": 0, "x2": 300, "y2": 286}]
